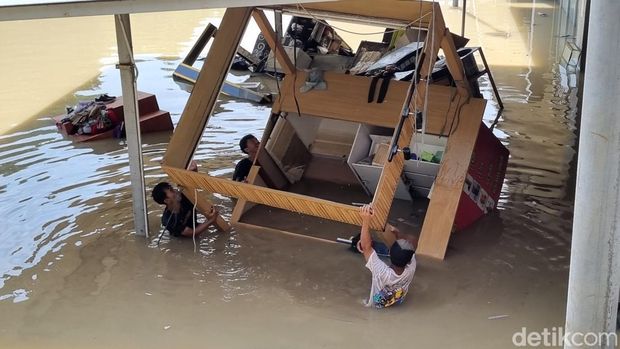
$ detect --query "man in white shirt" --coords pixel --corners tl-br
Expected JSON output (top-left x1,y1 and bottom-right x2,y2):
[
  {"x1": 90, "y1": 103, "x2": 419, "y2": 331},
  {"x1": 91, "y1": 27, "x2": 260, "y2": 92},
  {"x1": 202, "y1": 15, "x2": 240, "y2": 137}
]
[{"x1": 358, "y1": 204, "x2": 417, "y2": 308}]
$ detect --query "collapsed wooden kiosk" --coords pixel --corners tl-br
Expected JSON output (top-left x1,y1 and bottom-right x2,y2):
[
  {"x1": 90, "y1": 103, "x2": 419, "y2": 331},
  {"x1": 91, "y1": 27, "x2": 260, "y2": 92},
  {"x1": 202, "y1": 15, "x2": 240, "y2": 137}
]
[{"x1": 162, "y1": 1, "x2": 495, "y2": 260}]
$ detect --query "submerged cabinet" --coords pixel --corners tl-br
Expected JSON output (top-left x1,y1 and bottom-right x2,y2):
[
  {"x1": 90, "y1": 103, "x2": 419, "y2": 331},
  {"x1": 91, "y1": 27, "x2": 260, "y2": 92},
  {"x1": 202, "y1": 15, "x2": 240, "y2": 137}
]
[{"x1": 347, "y1": 124, "x2": 447, "y2": 200}]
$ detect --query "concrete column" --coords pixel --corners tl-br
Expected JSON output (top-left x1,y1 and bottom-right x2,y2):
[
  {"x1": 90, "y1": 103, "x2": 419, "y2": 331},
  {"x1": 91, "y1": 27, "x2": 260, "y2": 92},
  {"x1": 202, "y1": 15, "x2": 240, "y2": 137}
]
[
  {"x1": 114, "y1": 14, "x2": 149, "y2": 237},
  {"x1": 564, "y1": 0, "x2": 620, "y2": 348}
]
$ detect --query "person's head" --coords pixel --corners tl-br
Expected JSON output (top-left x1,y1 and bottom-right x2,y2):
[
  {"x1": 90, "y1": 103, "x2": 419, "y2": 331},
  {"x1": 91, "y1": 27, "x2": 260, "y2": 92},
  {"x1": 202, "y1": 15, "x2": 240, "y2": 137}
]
[
  {"x1": 389, "y1": 239, "x2": 415, "y2": 268},
  {"x1": 152, "y1": 182, "x2": 178, "y2": 207},
  {"x1": 239, "y1": 134, "x2": 260, "y2": 155}
]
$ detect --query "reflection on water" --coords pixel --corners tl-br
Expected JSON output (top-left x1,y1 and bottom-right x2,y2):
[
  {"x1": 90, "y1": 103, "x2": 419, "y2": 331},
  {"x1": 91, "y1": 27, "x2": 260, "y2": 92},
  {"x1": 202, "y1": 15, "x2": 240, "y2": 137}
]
[{"x1": 0, "y1": 1, "x2": 579, "y2": 347}]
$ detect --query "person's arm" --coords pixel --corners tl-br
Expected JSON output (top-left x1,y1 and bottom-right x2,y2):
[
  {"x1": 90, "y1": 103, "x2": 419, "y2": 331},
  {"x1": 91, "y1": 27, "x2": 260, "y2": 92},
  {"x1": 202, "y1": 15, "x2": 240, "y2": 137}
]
[
  {"x1": 179, "y1": 207, "x2": 219, "y2": 237},
  {"x1": 358, "y1": 204, "x2": 375, "y2": 261}
]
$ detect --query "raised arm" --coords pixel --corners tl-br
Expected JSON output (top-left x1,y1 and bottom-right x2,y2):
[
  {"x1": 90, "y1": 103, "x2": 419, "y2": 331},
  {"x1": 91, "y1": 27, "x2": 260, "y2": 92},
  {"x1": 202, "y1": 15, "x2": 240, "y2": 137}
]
[{"x1": 358, "y1": 204, "x2": 375, "y2": 261}]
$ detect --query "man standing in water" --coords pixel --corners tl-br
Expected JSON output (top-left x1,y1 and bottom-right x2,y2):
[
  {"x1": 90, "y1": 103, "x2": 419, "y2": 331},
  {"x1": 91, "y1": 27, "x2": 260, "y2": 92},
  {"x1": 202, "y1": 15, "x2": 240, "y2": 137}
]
[
  {"x1": 358, "y1": 204, "x2": 417, "y2": 308},
  {"x1": 151, "y1": 182, "x2": 219, "y2": 238},
  {"x1": 233, "y1": 134, "x2": 260, "y2": 182}
]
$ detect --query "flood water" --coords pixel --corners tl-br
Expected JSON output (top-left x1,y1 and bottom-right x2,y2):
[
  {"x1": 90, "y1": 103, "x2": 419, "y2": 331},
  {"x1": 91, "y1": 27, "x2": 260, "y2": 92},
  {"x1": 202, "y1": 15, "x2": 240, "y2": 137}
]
[{"x1": 0, "y1": 1, "x2": 578, "y2": 348}]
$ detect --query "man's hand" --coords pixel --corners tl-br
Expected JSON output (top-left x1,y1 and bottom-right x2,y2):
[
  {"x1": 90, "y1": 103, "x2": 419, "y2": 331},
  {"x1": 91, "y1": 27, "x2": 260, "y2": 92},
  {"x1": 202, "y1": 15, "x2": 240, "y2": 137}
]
[
  {"x1": 360, "y1": 204, "x2": 374, "y2": 222},
  {"x1": 206, "y1": 206, "x2": 219, "y2": 222}
]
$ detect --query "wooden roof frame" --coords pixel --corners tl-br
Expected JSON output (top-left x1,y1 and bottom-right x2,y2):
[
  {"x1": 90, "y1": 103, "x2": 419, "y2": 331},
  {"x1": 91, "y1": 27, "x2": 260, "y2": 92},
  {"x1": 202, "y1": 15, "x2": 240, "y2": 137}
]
[{"x1": 162, "y1": 2, "x2": 486, "y2": 259}]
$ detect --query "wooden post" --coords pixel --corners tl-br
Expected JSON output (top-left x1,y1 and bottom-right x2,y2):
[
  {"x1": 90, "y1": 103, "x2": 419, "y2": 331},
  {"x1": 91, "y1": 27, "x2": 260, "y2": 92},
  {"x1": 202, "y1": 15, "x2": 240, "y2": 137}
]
[
  {"x1": 162, "y1": 7, "x2": 252, "y2": 231},
  {"x1": 417, "y1": 98, "x2": 486, "y2": 259},
  {"x1": 182, "y1": 23, "x2": 217, "y2": 66},
  {"x1": 163, "y1": 7, "x2": 253, "y2": 169},
  {"x1": 252, "y1": 9, "x2": 295, "y2": 76},
  {"x1": 230, "y1": 165, "x2": 262, "y2": 224}
]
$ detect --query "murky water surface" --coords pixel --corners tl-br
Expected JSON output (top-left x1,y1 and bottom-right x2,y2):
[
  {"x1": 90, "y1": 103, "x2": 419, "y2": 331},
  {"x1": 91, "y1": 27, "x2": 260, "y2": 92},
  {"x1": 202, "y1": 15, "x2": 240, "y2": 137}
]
[{"x1": 0, "y1": 1, "x2": 578, "y2": 348}]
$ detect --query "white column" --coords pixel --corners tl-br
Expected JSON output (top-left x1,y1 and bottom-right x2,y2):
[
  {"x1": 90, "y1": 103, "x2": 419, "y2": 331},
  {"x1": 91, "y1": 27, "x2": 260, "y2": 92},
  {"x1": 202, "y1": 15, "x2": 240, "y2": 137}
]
[
  {"x1": 114, "y1": 14, "x2": 149, "y2": 237},
  {"x1": 564, "y1": 0, "x2": 620, "y2": 348}
]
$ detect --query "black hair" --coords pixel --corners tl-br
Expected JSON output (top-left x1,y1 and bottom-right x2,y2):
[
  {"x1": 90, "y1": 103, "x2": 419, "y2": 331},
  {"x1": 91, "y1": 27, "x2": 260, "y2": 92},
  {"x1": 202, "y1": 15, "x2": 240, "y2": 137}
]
[
  {"x1": 239, "y1": 134, "x2": 257, "y2": 154},
  {"x1": 152, "y1": 182, "x2": 172, "y2": 205},
  {"x1": 389, "y1": 240, "x2": 415, "y2": 268}
]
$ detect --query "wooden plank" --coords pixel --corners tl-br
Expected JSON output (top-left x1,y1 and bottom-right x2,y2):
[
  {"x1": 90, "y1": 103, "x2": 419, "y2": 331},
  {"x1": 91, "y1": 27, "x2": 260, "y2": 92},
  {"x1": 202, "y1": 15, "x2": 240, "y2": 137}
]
[
  {"x1": 278, "y1": 0, "x2": 435, "y2": 27},
  {"x1": 434, "y1": 8, "x2": 471, "y2": 97},
  {"x1": 417, "y1": 98, "x2": 486, "y2": 259},
  {"x1": 163, "y1": 7, "x2": 253, "y2": 169},
  {"x1": 371, "y1": 98, "x2": 415, "y2": 228},
  {"x1": 258, "y1": 113, "x2": 290, "y2": 189},
  {"x1": 252, "y1": 9, "x2": 295, "y2": 76},
  {"x1": 278, "y1": 71, "x2": 462, "y2": 136},
  {"x1": 162, "y1": 166, "x2": 386, "y2": 231},
  {"x1": 183, "y1": 23, "x2": 217, "y2": 65},
  {"x1": 231, "y1": 165, "x2": 262, "y2": 224}
]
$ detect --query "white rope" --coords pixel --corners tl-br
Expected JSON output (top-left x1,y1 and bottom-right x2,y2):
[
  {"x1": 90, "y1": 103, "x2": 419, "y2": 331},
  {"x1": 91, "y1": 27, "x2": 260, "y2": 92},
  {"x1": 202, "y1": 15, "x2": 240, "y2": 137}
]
[
  {"x1": 116, "y1": 16, "x2": 140, "y2": 82},
  {"x1": 192, "y1": 188, "x2": 198, "y2": 253}
]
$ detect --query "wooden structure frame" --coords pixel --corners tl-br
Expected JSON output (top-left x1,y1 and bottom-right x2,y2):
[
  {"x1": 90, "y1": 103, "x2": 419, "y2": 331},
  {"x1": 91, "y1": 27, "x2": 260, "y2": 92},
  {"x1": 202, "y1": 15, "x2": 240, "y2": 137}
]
[{"x1": 162, "y1": 1, "x2": 487, "y2": 260}]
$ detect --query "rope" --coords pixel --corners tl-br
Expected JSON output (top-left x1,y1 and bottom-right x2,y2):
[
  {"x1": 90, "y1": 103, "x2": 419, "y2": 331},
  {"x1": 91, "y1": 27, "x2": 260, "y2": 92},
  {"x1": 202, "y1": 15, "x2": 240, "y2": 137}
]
[
  {"x1": 192, "y1": 187, "x2": 198, "y2": 253},
  {"x1": 117, "y1": 16, "x2": 140, "y2": 82},
  {"x1": 156, "y1": 212, "x2": 174, "y2": 246}
]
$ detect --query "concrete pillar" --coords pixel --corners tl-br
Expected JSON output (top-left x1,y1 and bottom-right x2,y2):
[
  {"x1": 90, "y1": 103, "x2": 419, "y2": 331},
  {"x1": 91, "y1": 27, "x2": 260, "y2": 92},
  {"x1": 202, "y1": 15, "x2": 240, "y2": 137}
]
[
  {"x1": 564, "y1": 0, "x2": 620, "y2": 348},
  {"x1": 114, "y1": 14, "x2": 149, "y2": 237}
]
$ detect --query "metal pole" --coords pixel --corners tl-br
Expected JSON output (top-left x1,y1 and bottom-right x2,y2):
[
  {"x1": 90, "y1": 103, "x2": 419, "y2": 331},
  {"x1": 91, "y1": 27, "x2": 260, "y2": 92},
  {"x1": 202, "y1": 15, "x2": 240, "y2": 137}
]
[
  {"x1": 461, "y1": 0, "x2": 466, "y2": 37},
  {"x1": 274, "y1": 10, "x2": 283, "y2": 43},
  {"x1": 564, "y1": 0, "x2": 620, "y2": 347},
  {"x1": 114, "y1": 14, "x2": 149, "y2": 237}
]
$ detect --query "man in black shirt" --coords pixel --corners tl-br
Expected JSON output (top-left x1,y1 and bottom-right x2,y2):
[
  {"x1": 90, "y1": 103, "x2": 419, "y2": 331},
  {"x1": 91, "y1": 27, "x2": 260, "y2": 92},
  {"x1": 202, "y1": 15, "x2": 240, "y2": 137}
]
[
  {"x1": 152, "y1": 182, "x2": 218, "y2": 238},
  {"x1": 233, "y1": 134, "x2": 260, "y2": 182}
]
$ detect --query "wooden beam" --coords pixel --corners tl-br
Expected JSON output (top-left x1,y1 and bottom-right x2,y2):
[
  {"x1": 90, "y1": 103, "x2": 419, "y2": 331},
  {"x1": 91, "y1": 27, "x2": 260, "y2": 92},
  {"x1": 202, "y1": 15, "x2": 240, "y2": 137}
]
[
  {"x1": 252, "y1": 9, "x2": 295, "y2": 76},
  {"x1": 433, "y1": 4, "x2": 471, "y2": 98},
  {"x1": 163, "y1": 7, "x2": 253, "y2": 169},
  {"x1": 277, "y1": 0, "x2": 435, "y2": 27},
  {"x1": 417, "y1": 98, "x2": 486, "y2": 259},
  {"x1": 255, "y1": 113, "x2": 289, "y2": 189},
  {"x1": 277, "y1": 71, "x2": 462, "y2": 136},
  {"x1": 230, "y1": 165, "x2": 262, "y2": 224},
  {"x1": 183, "y1": 23, "x2": 217, "y2": 66},
  {"x1": 371, "y1": 110, "x2": 414, "y2": 228},
  {"x1": 162, "y1": 166, "x2": 386, "y2": 231}
]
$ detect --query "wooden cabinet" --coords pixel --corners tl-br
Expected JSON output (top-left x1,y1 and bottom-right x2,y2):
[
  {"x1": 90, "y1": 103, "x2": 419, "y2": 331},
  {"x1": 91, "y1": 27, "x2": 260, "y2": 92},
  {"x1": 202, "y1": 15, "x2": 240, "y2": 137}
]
[{"x1": 347, "y1": 123, "x2": 447, "y2": 200}]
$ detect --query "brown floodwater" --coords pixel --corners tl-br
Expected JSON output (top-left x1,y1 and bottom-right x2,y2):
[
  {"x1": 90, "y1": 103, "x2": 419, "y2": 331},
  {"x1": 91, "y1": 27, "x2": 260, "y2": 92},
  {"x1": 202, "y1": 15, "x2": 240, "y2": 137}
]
[{"x1": 0, "y1": 1, "x2": 578, "y2": 348}]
